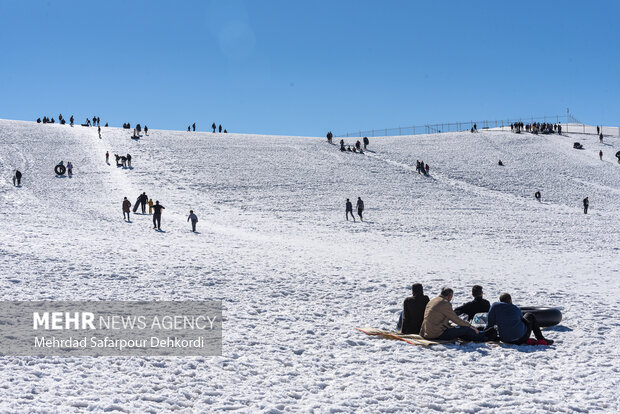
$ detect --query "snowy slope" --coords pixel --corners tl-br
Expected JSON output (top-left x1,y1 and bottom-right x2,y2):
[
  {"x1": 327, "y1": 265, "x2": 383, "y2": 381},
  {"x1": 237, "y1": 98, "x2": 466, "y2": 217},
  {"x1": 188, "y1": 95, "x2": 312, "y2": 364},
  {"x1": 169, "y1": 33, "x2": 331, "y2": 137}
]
[{"x1": 0, "y1": 119, "x2": 619, "y2": 412}]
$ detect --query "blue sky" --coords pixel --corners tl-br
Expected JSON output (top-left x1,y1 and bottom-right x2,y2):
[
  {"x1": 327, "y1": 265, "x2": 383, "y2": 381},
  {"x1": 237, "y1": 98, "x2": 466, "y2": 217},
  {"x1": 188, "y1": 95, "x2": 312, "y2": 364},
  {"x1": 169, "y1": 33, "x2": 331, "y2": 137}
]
[{"x1": 1, "y1": 0, "x2": 618, "y2": 136}]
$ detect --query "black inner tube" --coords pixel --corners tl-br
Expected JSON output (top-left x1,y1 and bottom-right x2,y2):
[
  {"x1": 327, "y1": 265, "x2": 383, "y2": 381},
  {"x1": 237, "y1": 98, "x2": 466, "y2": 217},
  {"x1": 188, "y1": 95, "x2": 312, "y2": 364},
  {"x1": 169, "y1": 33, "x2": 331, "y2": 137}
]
[
  {"x1": 55, "y1": 165, "x2": 66, "y2": 175},
  {"x1": 520, "y1": 307, "x2": 562, "y2": 327}
]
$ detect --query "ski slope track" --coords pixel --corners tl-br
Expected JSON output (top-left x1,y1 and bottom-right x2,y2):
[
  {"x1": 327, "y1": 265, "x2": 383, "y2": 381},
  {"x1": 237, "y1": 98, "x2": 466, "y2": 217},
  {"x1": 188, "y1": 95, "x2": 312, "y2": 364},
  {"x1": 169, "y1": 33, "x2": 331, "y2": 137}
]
[{"x1": 0, "y1": 119, "x2": 619, "y2": 413}]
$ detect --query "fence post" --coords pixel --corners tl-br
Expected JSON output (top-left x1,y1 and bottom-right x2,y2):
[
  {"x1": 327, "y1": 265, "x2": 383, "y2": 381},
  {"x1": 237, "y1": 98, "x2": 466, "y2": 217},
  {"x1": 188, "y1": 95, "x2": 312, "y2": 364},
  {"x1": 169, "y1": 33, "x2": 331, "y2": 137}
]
[
  {"x1": 583, "y1": 124, "x2": 585, "y2": 133},
  {"x1": 385, "y1": 128, "x2": 387, "y2": 136}
]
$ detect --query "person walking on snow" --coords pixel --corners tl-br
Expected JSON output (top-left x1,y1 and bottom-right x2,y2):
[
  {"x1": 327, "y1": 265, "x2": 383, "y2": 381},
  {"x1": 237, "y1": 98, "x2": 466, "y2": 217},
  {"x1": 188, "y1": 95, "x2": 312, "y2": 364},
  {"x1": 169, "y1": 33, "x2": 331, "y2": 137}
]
[
  {"x1": 126, "y1": 154, "x2": 132, "y2": 168},
  {"x1": 192, "y1": 123, "x2": 196, "y2": 131},
  {"x1": 346, "y1": 199, "x2": 355, "y2": 222},
  {"x1": 148, "y1": 198, "x2": 154, "y2": 214},
  {"x1": 599, "y1": 150, "x2": 603, "y2": 161},
  {"x1": 106, "y1": 151, "x2": 109, "y2": 164},
  {"x1": 152, "y1": 201, "x2": 165, "y2": 230},
  {"x1": 187, "y1": 210, "x2": 198, "y2": 232},
  {"x1": 13, "y1": 170, "x2": 22, "y2": 186},
  {"x1": 356, "y1": 197, "x2": 364, "y2": 221},
  {"x1": 122, "y1": 197, "x2": 132, "y2": 221},
  {"x1": 599, "y1": 132, "x2": 603, "y2": 143},
  {"x1": 583, "y1": 197, "x2": 589, "y2": 214},
  {"x1": 67, "y1": 161, "x2": 73, "y2": 176},
  {"x1": 144, "y1": 125, "x2": 148, "y2": 135},
  {"x1": 363, "y1": 136, "x2": 369, "y2": 150},
  {"x1": 139, "y1": 192, "x2": 148, "y2": 214},
  {"x1": 219, "y1": 124, "x2": 222, "y2": 133}
]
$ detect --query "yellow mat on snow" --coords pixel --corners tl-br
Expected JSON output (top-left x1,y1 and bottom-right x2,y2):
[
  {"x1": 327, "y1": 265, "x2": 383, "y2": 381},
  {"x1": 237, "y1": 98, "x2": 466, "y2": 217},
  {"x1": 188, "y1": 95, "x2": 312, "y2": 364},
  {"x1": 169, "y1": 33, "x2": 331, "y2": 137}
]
[{"x1": 356, "y1": 327, "x2": 456, "y2": 347}]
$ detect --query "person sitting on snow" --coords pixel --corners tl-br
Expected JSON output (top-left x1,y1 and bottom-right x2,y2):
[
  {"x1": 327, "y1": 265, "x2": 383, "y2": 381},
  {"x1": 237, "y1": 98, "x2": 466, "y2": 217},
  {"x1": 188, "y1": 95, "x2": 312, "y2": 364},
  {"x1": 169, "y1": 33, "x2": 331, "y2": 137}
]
[
  {"x1": 454, "y1": 285, "x2": 490, "y2": 321},
  {"x1": 420, "y1": 288, "x2": 484, "y2": 341},
  {"x1": 400, "y1": 283, "x2": 430, "y2": 334},
  {"x1": 485, "y1": 293, "x2": 553, "y2": 345}
]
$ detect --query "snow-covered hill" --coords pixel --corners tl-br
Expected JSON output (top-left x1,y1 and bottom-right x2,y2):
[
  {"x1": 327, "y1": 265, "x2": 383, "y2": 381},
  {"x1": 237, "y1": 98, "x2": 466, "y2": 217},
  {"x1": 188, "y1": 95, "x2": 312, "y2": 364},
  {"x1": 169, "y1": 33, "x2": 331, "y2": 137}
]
[{"x1": 0, "y1": 119, "x2": 618, "y2": 412}]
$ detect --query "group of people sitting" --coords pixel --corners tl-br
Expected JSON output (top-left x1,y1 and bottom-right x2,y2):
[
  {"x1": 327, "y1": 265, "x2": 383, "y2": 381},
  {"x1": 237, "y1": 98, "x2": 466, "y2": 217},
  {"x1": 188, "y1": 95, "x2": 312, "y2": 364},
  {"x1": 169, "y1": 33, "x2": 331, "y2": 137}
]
[
  {"x1": 37, "y1": 115, "x2": 65, "y2": 124},
  {"x1": 339, "y1": 139, "x2": 366, "y2": 154},
  {"x1": 511, "y1": 122, "x2": 561, "y2": 135},
  {"x1": 400, "y1": 284, "x2": 554, "y2": 345}
]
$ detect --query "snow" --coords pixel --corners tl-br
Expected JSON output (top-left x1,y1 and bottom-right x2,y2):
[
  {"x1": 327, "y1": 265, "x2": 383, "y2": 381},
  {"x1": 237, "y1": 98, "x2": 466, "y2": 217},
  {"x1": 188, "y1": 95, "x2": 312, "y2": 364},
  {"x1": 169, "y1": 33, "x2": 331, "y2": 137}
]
[{"x1": 0, "y1": 119, "x2": 618, "y2": 412}]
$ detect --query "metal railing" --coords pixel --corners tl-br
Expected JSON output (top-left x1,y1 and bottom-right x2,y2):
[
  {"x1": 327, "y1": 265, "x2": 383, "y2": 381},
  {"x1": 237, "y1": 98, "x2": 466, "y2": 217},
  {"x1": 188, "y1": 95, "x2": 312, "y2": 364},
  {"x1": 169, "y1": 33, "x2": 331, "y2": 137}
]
[{"x1": 336, "y1": 113, "x2": 620, "y2": 138}]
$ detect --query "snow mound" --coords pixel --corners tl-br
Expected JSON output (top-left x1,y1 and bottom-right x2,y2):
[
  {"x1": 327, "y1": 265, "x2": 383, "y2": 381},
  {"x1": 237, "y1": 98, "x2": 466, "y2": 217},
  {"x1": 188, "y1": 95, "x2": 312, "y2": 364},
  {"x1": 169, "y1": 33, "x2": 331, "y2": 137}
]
[{"x1": 0, "y1": 119, "x2": 618, "y2": 412}]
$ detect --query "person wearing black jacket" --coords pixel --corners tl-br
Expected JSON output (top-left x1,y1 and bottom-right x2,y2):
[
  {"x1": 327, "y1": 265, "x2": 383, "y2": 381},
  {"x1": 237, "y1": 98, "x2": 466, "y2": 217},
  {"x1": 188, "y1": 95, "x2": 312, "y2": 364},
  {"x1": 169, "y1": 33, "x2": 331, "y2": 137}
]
[
  {"x1": 345, "y1": 199, "x2": 355, "y2": 222},
  {"x1": 152, "y1": 201, "x2": 165, "y2": 230},
  {"x1": 139, "y1": 192, "x2": 149, "y2": 214},
  {"x1": 454, "y1": 285, "x2": 490, "y2": 321},
  {"x1": 13, "y1": 170, "x2": 22, "y2": 186},
  {"x1": 401, "y1": 283, "x2": 430, "y2": 334}
]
